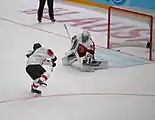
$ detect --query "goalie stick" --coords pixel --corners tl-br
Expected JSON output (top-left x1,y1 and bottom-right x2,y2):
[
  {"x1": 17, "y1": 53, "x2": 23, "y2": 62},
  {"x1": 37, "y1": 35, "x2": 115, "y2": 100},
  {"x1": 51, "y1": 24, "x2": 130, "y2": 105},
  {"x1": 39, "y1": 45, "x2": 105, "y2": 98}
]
[{"x1": 64, "y1": 24, "x2": 72, "y2": 41}]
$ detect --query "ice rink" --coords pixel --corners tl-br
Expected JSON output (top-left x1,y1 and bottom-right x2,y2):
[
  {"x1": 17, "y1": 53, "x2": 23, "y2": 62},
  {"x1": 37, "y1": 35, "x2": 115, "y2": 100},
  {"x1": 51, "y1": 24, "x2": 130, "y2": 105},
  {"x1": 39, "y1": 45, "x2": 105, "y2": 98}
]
[{"x1": 0, "y1": 0, "x2": 155, "y2": 120}]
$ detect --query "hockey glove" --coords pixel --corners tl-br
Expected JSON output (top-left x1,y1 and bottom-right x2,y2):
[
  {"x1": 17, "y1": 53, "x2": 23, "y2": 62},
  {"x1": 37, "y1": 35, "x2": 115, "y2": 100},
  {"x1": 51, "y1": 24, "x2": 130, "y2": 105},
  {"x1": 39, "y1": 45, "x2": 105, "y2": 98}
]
[
  {"x1": 26, "y1": 50, "x2": 34, "y2": 58},
  {"x1": 52, "y1": 62, "x2": 56, "y2": 67},
  {"x1": 84, "y1": 52, "x2": 94, "y2": 64},
  {"x1": 51, "y1": 56, "x2": 57, "y2": 62}
]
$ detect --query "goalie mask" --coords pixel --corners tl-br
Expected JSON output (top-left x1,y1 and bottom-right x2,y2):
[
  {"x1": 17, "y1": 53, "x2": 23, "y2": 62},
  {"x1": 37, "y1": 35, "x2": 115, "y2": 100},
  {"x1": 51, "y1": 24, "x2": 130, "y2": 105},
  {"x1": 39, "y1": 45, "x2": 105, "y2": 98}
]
[{"x1": 81, "y1": 31, "x2": 91, "y2": 43}]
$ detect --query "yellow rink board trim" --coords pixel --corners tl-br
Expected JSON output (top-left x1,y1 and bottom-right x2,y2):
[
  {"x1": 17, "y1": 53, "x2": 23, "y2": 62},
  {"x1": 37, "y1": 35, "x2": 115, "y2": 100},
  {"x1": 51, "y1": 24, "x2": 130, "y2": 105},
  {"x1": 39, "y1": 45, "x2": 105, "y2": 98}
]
[{"x1": 64, "y1": 0, "x2": 109, "y2": 9}]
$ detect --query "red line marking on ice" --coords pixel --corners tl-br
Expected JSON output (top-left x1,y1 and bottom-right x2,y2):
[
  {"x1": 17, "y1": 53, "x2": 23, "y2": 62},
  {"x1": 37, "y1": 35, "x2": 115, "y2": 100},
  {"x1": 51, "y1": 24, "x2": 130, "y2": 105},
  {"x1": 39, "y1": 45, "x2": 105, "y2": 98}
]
[{"x1": 0, "y1": 92, "x2": 155, "y2": 104}]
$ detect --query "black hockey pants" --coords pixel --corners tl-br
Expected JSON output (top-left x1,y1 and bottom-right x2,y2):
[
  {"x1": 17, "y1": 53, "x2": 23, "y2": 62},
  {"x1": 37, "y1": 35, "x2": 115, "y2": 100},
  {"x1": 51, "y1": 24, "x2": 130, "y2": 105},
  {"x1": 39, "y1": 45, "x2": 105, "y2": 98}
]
[
  {"x1": 37, "y1": 0, "x2": 54, "y2": 20},
  {"x1": 26, "y1": 64, "x2": 46, "y2": 80}
]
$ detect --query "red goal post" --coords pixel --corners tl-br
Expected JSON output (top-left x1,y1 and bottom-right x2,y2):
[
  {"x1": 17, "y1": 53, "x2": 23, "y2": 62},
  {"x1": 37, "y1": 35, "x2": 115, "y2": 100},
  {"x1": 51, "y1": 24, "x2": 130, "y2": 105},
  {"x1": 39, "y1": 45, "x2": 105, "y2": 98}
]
[{"x1": 107, "y1": 6, "x2": 155, "y2": 61}]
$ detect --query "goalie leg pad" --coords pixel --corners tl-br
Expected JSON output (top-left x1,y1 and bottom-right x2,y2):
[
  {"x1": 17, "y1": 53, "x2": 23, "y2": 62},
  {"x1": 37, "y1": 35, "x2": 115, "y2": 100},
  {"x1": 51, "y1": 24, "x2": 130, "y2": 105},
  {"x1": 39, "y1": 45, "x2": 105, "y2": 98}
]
[
  {"x1": 62, "y1": 56, "x2": 71, "y2": 66},
  {"x1": 62, "y1": 53, "x2": 77, "y2": 66},
  {"x1": 81, "y1": 63, "x2": 95, "y2": 72}
]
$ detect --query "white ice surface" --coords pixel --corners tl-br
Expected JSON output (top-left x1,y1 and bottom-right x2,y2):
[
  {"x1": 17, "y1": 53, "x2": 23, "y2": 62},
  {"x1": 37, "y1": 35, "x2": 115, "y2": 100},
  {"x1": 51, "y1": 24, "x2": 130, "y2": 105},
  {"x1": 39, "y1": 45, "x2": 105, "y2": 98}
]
[{"x1": 0, "y1": 0, "x2": 155, "y2": 120}]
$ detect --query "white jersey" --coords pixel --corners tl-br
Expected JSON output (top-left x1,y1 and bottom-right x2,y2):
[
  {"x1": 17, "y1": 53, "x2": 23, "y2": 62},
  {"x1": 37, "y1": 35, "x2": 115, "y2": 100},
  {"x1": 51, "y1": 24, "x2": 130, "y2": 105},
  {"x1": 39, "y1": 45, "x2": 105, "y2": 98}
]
[
  {"x1": 70, "y1": 34, "x2": 95, "y2": 53},
  {"x1": 26, "y1": 47, "x2": 55, "y2": 66}
]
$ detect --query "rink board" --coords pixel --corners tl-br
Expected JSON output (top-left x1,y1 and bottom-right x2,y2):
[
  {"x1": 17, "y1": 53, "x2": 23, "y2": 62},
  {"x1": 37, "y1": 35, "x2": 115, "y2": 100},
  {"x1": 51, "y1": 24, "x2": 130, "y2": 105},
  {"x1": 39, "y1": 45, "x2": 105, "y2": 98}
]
[{"x1": 64, "y1": 0, "x2": 109, "y2": 9}]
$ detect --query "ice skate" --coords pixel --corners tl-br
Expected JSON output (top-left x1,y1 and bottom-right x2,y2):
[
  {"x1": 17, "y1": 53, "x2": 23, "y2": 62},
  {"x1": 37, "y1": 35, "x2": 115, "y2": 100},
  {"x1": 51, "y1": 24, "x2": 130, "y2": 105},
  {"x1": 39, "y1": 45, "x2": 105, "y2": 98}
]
[
  {"x1": 51, "y1": 18, "x2": 55, "y2": 22},
  {"x1": 37, "y1": 79, "x2": 47, "y2": 87},
  {"x1": 37, "y1": 18, "x2": 42, "y2": 23},
  {"x1": 31, "y1": 85, "x2": 42, "y2": 94}
]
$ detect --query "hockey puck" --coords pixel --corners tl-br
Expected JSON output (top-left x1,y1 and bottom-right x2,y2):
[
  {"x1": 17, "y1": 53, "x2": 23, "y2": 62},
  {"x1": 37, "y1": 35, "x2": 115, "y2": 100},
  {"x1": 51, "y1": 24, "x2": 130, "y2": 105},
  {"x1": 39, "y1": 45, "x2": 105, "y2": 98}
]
[{"x1": 117, "y1": 50, "x2": 120, "y2": 52}]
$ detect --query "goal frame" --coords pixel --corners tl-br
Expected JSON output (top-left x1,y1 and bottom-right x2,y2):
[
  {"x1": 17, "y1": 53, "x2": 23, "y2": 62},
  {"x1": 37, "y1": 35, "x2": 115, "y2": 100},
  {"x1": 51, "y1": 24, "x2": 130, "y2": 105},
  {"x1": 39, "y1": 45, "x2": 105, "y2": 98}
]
[{"x1": 107, "y1": 6, "x2": 154, "y2": 61}]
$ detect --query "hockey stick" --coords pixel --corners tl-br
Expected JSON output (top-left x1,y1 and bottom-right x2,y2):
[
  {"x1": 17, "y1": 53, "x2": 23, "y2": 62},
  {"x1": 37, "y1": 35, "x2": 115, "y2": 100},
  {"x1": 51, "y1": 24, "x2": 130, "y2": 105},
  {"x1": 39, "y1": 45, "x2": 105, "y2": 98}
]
[{"x1": 64, "y1": 24, "x2": 72, "y2": 41}]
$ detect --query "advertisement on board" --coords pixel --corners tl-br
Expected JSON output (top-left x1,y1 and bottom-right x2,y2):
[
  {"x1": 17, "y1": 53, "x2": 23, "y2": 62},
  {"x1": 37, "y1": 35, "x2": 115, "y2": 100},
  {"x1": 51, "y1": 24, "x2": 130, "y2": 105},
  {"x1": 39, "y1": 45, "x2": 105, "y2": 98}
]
[{"x1": 65, "y1": 0, "x2": 155, "y2": 10}]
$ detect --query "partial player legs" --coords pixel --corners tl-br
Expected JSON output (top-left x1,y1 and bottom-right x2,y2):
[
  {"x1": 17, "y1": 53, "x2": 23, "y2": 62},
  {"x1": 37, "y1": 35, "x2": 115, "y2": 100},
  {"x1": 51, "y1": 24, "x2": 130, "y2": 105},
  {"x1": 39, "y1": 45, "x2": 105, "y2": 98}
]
[
  {"x1": 47, "y1": 0, "x2": 55, "y2": 22},
  {"x1": 26, "y1": 64, "x2": 49, "y2": 94},
  {"x1": 37, "y1": 0, "x2": 46, "y2": 22}
]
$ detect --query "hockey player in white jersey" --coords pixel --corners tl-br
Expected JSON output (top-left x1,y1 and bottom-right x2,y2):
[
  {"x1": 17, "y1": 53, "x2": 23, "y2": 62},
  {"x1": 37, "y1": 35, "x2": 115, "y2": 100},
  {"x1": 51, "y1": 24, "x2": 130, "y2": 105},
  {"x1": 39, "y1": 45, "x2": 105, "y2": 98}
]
[
  {"x1": 62, "y1": 31, "x2": 108, "y2": 72},
  {"x1": 26, "y1": 43, "x2": 57, "y2": 94}
]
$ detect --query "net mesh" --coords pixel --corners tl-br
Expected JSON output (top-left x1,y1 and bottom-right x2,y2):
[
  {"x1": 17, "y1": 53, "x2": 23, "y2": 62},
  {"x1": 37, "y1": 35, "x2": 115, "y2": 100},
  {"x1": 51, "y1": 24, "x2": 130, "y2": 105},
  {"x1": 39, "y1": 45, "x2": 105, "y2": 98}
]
[{"x1": 108, "y1": 6, "x2": 155, "y2": 60}]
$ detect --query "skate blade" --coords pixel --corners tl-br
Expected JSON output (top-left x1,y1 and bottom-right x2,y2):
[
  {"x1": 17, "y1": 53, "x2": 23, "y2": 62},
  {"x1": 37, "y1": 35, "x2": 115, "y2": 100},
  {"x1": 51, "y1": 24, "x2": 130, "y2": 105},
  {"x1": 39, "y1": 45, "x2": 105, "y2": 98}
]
[
  {"x1": 41, "y1": 84, "x2": 47, "y2": 88},
  {"x1": 32, "y1": 93, "x2": 42, "y2": 97}
]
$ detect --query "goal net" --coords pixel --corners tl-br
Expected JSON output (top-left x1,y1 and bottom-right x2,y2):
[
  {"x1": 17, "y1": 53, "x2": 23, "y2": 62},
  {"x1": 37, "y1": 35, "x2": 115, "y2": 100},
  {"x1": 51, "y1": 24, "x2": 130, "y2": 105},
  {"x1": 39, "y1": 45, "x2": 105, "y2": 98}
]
[{"x1": 107, "y1": 6, "x2": 155, "y2": 61}]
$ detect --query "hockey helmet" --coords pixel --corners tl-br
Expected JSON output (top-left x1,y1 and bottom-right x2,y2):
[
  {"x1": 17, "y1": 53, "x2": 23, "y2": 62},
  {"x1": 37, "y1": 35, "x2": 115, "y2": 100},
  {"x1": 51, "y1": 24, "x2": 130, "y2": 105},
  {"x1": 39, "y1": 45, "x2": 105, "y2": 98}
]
[
  {"x1": 33, "y1": 43, "x2": 42, "y2": 51},
  {"x1": 81, "y1": 31, "x2": 91, "y2": 43}
]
